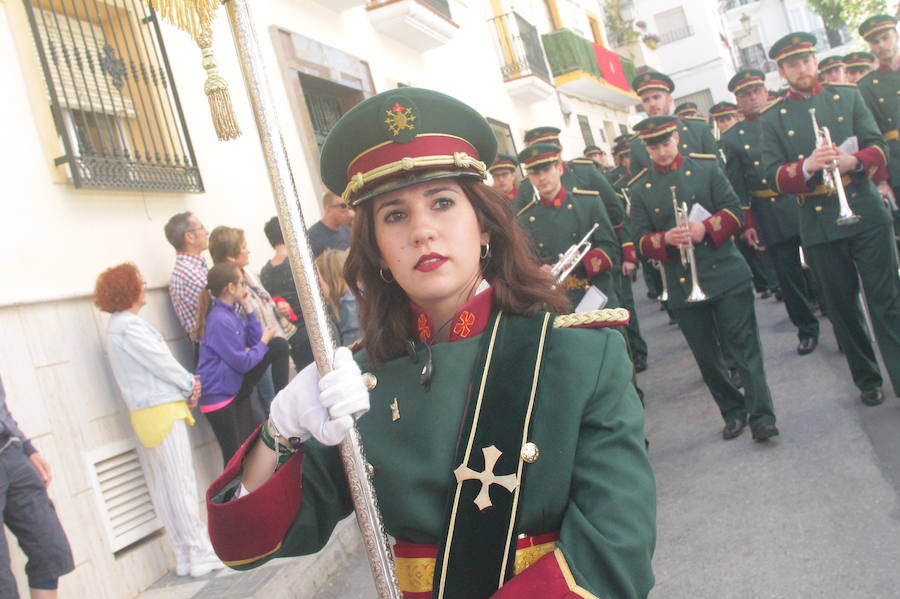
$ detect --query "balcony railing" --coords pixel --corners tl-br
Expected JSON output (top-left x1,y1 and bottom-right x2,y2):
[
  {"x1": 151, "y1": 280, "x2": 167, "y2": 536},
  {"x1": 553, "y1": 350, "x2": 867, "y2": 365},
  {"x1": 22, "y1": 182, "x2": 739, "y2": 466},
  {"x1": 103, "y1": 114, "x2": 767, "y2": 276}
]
[
  {"x1": 658, "y1": 25, "x2": 694, "y2": 45},
  {"x1": 488, "y1": 11, "x2": 551, "y2": 83},
  {"x1": 422, "y1": 0, "x2": 451, "y2": 19},
  {"x1": 541, "y1": 28, "x2": 603, "y2": 80}
]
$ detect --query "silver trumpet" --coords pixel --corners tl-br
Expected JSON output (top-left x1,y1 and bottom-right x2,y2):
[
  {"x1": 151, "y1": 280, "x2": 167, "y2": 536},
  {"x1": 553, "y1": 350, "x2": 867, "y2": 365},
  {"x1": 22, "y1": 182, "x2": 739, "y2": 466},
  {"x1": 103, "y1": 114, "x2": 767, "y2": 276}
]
[
  {"x1": 713, "y1": 121, "x2": 727, "y2": 165},
  {"x1": 621, "y1": 187, "x2": 632, "y2": 217},
  {"x1": 551, "y1": 222, "x2": 600, "y2": 286},
  {"x1": 809, "y1": 108, "x2": 861, "y2": 226},
  {"x1": 671, "y1": 186, "x2": 708, "y2": 302},
  {"x1": 653, "y1": 260, "x2": 669, "y2": 302}
]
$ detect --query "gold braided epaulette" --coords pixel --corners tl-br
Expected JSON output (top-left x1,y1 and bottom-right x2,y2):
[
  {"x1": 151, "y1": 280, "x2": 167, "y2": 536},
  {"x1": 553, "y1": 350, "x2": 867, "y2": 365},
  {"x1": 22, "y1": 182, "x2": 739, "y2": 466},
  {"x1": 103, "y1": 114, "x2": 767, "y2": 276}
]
[
  {"x1": 627, "y1": 168, "x2": 648, "y2": 187},
  {"x1": 553, "y1": 308, "x2": 630, "y2": 329},
  {"x1": 689, "y1": 153, "x2": 717, "y2": 160},
  {"x1": 761, "y1": 97, "x2": 783, "y2": 114},
  {"x1": 826, "y1": 81, "x2": 858, "y2": 88},
  {"x1": 569, "y1": 158, "x2": 595, "y2": 165},
  {"x1": 348, "y1": 337, "x2": 366, "y2": 352},
  {"x1": 572, "y1": 187, "x2": 599, "y2": 196},
  {"x1": 683, "y1": 115, "x2": 707, "y2": 122}
]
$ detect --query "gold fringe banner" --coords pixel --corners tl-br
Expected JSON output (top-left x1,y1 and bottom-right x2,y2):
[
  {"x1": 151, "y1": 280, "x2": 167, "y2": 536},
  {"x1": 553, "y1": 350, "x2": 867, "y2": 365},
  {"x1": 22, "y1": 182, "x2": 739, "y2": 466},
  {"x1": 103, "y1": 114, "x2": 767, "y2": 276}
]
[{"x1": 148, "y1": 0, "x2": 219, "y2": 41}]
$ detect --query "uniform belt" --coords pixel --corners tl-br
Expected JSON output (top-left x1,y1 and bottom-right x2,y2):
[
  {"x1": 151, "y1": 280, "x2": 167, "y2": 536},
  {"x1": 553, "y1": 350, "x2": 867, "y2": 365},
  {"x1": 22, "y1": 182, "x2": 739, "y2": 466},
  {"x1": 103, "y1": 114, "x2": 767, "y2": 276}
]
[
  {"x1": 798, "y1": 174, "x2": 853, "y2": 199},
  {"x1": 561, "y1": 275, "x2": 591, "y2": 291},
  {"x1": 393, "y1": 532, "x2": 560, "y2": 597},
  {"x1": 884, "y1": 129, "x2": 899, "y2": 141},
  {"x1": 750, "y1": 188, "x2": 779, "y2": 199}
]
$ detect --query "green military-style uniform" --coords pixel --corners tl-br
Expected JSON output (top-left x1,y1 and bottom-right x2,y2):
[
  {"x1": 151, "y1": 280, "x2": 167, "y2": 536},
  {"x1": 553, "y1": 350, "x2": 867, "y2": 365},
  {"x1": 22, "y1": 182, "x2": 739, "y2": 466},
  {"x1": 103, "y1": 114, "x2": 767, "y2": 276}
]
[
  {"x1": 845, "y1": 51, "x2": 876, "y2": 81},
  {"x1": 856, "y1": 15, "x2": 900, "y2": 246},
  {"x1": 630, "y1": 117, "x2": 778, "y2": 438},
  {"x1": 607, "y1": 141, "x2": 650, "y2": 365},
  {"x1": 760, "y1": 32, "x2": 900, "y2": 400},
  {"x1": 629, "y1": 73, "x2": 721, "y2": 172},
  {"x1": 516, "y1": 144, "x2": 621, "y2": 308},
  {"x1": 722, "y1": 69, "x2": 819, "y2": 346},
  {"x1": 206, "y1": 87, "x2": 657, "y2": 598},
  {"x1": 515, "y1": 127, "x2": 624, "y2": 228}
]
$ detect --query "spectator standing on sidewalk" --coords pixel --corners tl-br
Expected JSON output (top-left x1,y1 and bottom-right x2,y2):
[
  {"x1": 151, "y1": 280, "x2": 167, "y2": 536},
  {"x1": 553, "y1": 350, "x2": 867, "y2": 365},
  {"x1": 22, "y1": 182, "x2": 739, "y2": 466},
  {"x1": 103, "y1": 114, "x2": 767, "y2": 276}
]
[
  {"x1": 0, "y1": 374, "x2": 74, "y2": 598},
  {"x1": 165, "y1": 212, "x2": 210, "y2": 344},
  {"x1": 94, "y1": 263, "x2": 225, "y2": 578},
  {"x1": 308, "y1": 191, "x2": 353, "y2": 258}
]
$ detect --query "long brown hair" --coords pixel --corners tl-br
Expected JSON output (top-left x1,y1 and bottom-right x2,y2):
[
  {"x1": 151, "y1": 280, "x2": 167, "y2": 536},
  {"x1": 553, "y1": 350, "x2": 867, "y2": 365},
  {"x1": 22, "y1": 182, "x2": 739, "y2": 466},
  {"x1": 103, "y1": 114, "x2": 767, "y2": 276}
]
[
  {"x1": 316, "y1": 249, "x2": 350, "y2": 321},
  {"x1": 344, "y1": 178, "x2": 569, "y2": 366},
  {"x1": 195, "y1": 263, "x2": 241, "y2": 339}
]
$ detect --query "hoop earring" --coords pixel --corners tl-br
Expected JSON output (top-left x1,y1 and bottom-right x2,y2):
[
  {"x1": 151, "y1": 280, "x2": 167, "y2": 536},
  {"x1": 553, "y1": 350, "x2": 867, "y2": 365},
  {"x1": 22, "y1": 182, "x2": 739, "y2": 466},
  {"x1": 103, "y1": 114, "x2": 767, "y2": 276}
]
[
  {"x1": 480, "y1": 243, "x2": 491, "y2": 260},
  {"x1": 379, "y1": 268, "x2": 394, "y2": 283}
]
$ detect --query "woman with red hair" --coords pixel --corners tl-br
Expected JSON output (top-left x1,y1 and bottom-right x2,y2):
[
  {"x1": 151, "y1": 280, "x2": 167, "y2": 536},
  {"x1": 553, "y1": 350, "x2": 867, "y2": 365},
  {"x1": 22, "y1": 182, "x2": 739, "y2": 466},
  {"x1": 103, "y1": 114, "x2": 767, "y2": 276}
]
[{"x1": 94, "y1": 263, "x2": 224, "y2": 578}]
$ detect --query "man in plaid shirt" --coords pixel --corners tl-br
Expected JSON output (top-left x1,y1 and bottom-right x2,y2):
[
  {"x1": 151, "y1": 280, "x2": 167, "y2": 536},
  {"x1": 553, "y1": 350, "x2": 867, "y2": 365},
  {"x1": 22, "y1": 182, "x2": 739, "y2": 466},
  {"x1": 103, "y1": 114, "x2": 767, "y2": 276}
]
[{"x1": 165, "y1": 212, "x2": 210, "y2": 340}]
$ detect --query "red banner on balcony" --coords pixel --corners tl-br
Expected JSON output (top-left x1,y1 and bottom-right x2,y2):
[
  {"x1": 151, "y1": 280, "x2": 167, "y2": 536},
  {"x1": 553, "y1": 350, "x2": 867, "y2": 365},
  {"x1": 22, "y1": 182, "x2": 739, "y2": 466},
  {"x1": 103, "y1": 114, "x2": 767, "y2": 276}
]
[{"x1": 593, "y1": 43, "x2": 629, "y2": 91}]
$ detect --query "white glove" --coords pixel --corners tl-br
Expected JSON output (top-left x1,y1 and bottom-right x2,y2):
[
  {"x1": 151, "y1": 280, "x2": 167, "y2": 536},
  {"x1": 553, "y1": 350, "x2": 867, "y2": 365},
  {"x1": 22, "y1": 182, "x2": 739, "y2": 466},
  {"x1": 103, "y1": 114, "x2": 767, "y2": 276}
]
[{"x1": 269, "y1": 347, "x2": 370, "y2": 446}]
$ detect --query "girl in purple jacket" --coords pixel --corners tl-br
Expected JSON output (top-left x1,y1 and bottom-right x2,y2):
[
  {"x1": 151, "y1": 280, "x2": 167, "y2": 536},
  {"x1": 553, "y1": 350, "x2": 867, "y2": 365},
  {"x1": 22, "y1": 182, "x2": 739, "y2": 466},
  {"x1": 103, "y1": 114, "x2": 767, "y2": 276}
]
[{"x1": 196, "y1": 263, "x2": 290, "y2": 464}]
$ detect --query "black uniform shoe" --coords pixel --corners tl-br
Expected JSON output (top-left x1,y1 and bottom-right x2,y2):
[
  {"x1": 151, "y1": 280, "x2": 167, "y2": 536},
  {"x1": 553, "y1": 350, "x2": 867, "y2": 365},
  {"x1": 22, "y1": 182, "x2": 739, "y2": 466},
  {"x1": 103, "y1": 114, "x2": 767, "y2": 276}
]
[
  {"x1": 633, "y1": 354, "x2": 648, "y2": 373},
  {"x1": 722, "y1": 419, "x2": 747, "y2": 440},
  {"x1": 774, "y1": 288, "x2": 783, "y2": 301},
  {"x1": 861, "y1": 388, "x2": 885, "y2": 406},
  {"x1": 751, "y1": 424, "x2": 780, "y2": 442},
  {"x1": 797, "y1": 337, "x2": 817, "y2": 355},
  {"x1": 759, "y1": 290, "x2": 772, "y2": 299},
  {"x1": 729, "y1": 368, "x2": 744, "y2": 389}
]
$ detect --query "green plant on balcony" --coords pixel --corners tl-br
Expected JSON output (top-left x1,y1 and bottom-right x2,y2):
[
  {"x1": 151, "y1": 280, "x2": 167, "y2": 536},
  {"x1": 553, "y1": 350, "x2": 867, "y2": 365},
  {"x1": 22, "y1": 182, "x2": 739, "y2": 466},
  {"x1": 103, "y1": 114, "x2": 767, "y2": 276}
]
[
  {"x1": 642, "y1": 33, "x2": 660, "y2": 50},
  {"x1": 604, "y1": 0, "x2": 639, "y2": 46}
]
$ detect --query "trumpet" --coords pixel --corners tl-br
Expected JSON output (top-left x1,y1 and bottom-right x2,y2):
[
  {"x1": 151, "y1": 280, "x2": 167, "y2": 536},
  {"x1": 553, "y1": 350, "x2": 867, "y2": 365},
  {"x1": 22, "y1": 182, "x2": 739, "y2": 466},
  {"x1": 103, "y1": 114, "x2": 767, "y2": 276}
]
[
  {"x1": 670, "y1": 186, "x2": 708, "y2": 303},
  {"x1": 712, "y1": 121, "x2": 727, "y2": 165},
  {"x1": 809, "y1": 108, "x2": 861, "y2": 226},
  {"x1": 621, "y1": 187, "x2": 632, "y2": 217},
  {"x1": 550, "y1": 222, "x2": 600, "y2": 285},
  {"x1": 652, "y1": 260, "x2": 669, "y2": 302}
]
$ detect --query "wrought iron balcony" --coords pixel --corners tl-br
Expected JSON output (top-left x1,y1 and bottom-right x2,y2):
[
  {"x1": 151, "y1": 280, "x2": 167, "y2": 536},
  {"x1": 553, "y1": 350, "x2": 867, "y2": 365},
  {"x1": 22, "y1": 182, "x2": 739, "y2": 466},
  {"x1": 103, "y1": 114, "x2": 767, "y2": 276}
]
[
  {"x1": 488, "y1": 11, "x2": 554, "y2": 102},
  {"x1": 366, "y1": 0, "x2": 457, "y2": 51},
  {"x1": 658, "y1": 25, "x2": 694, "y2": 45},
  {"x1": 540, "y1": 28, "x2": 638, "y2": 107}
]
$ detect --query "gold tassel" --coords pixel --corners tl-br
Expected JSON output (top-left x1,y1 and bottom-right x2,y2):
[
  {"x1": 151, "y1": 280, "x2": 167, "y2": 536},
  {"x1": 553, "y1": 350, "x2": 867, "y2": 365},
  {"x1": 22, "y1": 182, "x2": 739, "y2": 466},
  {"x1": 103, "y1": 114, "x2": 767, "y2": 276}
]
[
  {"x1": 148, "y1": 0, "x2": 219, "y2": 40},
  {"x1": 197, "y1": 25, "x2": 241, "y2": 141}
]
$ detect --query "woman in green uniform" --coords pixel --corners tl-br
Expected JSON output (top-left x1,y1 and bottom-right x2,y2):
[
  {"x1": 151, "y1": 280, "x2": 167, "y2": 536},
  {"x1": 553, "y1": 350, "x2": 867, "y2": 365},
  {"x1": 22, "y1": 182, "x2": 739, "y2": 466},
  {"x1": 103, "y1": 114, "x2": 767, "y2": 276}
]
[{"x1": 205, "y1": 88, "x2": 656, "y2": 599}]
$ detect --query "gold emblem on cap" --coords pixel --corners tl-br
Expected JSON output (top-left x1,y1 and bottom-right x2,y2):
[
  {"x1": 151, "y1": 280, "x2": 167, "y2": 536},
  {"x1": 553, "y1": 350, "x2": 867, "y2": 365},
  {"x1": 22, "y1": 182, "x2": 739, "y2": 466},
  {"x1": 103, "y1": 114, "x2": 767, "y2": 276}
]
[
  {"x1": 643, "y1": 74, "x2": 651, "y2": 81},
  {"x1": 384, "y1": 102, "x2": 416, "y2": 136},
  {"x1": 791, "y1": 35, "x2": 801, "y2": 44},
  {"x1": 521, "y1": 442, "x2": 540, "y2": 463}
]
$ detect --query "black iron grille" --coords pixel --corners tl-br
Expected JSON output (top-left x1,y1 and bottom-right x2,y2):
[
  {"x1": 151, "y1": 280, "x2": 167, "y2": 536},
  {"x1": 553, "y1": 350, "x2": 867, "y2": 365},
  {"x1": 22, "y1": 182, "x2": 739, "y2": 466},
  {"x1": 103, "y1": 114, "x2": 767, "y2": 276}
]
[{"x1": 24, "y1": 0, "x2": 203, "y2": 193}]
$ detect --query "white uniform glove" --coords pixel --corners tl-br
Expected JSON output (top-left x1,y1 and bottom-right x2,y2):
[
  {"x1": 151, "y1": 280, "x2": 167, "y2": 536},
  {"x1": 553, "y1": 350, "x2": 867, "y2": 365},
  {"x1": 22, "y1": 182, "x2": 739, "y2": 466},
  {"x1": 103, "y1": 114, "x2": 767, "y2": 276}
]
[{"x1": 269, "y1": 347, "x2": 370, "y2": 446}]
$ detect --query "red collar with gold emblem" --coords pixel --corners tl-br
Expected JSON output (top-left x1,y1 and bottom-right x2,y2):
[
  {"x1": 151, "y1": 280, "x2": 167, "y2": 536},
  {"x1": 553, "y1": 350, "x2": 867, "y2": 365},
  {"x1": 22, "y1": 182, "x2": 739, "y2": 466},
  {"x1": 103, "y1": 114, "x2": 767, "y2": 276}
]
[
  {"x1": 785, "y1": 83, "x2": 822, "y2": 101},
  {"x1": 411, "y1": 286, "x2": 494, "y2": 344},
  {"x1": 539, "y1": 186, "x2": 567, "y2": 208},
  {"x1": 653, "y1": 152, "x2": 683, "y2": 174}
]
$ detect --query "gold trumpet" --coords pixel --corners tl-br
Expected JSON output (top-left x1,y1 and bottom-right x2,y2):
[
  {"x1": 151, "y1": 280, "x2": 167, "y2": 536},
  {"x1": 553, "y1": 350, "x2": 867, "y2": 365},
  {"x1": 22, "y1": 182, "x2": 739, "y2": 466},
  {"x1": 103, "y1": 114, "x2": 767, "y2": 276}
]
[
  {"x1": 550, "y1": 223, "x2": 600, "y2": 286},
  {"x1": 670, "y1": 186, "x2": 708, "y2": 302},
  {"x1": 809, "y1": 108, "x2": 860, "y2": 226}
]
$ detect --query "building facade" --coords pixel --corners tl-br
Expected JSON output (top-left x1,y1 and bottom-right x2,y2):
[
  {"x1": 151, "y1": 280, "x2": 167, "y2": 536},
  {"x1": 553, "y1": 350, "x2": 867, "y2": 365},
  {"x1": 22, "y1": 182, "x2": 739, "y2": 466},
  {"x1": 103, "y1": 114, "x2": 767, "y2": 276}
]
[{"x1": 0, "y1": 0, "x2": 641, "y2": 595}]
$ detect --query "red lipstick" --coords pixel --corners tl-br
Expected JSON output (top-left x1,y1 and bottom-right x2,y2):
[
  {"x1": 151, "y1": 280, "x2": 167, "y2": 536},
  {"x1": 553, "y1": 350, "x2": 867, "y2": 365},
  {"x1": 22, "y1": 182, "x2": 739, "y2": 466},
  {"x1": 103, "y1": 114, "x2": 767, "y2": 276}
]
[{"x1": 415, "y1": 252, "x2": 448, "y2": 272}]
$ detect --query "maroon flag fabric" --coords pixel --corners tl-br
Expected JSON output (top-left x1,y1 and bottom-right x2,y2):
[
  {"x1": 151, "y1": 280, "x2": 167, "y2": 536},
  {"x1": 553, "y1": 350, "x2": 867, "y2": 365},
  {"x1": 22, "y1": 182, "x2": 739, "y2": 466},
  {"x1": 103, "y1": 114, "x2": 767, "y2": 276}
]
[{"x1": 593, "y1": 43, "x2": 629, "y2": 90}]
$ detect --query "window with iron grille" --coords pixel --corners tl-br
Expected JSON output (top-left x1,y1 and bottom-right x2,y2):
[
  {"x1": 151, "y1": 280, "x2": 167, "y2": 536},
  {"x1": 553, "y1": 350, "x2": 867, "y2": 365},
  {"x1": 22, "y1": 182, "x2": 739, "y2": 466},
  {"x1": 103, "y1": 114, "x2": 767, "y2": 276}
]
[
  {"x1": 24, "y1": 0, "x2": 203, "y2": 193},
  {"x1": 578, "y1": 114, "x2": 595, "y2": 147}
]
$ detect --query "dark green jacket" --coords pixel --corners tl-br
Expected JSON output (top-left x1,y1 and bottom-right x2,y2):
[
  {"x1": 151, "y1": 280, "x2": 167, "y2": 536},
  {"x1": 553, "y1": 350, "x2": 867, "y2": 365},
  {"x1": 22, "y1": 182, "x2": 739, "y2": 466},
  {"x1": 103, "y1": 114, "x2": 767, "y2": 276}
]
[
  {"x1": 517, "y1": 160, "x2": 624, "y2": 227},
  {"x1": 629, "y1": 117, "x2": 720, "y2": 172},
  {"x1": 218, "y1": 314, "x2": 657, "y2": 598},
  {"x1": 517, "y1": 187, "x2": 620, "y2": 305},
  {"x1": 721, "y1": 117, "x2": 801, "y2": 246},
  {"x1": 630, "y1": 154, "x2": 751, "y2": 309},
  {"x1": 759, "y1": 82, "x2": 891, "y2": 247},
  {"x1": 857, "y1": 68, "x2": 900, "y2": 187}
]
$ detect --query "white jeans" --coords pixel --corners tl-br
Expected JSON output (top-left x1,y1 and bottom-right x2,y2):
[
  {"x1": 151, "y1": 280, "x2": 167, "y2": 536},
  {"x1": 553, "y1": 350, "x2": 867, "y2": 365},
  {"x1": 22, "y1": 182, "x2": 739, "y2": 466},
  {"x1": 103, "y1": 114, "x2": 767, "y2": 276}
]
[{"x1": 143, "y1": 419, "x2": 213, "y2": 560}]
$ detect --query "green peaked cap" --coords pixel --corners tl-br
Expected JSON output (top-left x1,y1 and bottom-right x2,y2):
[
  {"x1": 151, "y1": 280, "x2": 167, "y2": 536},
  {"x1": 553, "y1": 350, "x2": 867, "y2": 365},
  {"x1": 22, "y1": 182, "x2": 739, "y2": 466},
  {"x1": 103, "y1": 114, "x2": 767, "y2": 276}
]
[
  {"x1": 768, "y1": 32, "x2": 817, "y2": 62},
  {"x1": 319, "y1": 87, "x2": 497, "y2": 205},
  {"x1": 859, "y1": 14, "x2": 897, "y2": 41}
]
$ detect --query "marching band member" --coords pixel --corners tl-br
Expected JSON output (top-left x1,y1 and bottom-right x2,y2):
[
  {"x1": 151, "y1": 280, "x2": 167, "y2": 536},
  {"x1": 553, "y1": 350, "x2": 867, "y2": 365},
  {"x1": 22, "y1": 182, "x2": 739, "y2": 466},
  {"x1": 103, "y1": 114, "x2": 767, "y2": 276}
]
[
  {"x1": 759, "y1": 32, "x2": 900, "y2": 406},
  {"x1": 205, "y1": 87, "x2": 656, "y2": 598},
  {"x1": 630, "y1": 116, "x2": 779, "y2": 441}
]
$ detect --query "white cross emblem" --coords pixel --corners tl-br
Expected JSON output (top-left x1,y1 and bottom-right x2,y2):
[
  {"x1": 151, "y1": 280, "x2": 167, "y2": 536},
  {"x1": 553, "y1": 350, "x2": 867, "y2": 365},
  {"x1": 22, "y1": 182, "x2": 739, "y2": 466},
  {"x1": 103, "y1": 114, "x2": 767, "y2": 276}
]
[{"x1": 453, "y1": 445, "x2": 519, "y2": 511}]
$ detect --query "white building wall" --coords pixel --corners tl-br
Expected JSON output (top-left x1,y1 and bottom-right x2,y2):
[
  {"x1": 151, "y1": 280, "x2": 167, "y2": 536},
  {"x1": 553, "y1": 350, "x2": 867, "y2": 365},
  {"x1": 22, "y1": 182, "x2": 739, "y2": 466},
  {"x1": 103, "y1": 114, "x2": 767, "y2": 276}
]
[{"x1": 0, "y1": 0, "x2": 634, "y2": 595}]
